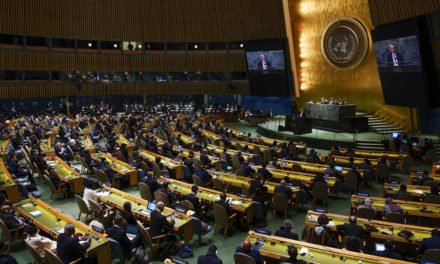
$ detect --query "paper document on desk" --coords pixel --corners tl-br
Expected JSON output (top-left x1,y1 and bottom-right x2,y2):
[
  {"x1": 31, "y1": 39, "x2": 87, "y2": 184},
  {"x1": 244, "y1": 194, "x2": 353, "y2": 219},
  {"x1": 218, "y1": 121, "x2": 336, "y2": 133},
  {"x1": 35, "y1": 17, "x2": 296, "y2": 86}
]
[
  {"x1": 231, "y1": 200, "x2": 241, "y2": 205},
  {"x1": 21, "y1": 203, "x2": 33, "y2": 208},
  {"x1": 127, "y1": 233, "x2": 137, "y2": 241},
  {"x1": 299, "y1": 247, "x2": 309, "y2": 255},
  {"x1": 414, "y1": 190, "x2": 424, "y2": 194},
  {"x1": 30, "y1": 210, "x2": 42, "y2": 217},
  {"x1": 327, "y1": 221, "x2": 335, "y2": 226},
  {"x1": 98, "y1": 191, "x2": 110, "y2": 197}
]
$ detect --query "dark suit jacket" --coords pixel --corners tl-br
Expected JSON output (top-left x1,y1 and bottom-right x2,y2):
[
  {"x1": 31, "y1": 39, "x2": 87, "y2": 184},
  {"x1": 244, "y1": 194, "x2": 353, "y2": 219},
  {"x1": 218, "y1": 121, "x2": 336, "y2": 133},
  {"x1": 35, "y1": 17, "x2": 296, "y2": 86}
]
[
  {"x1": 418, "y1": 236, "x2": 440, "y2": 255},
  {"x1": 257, "y1": 60, "x2": 272, "y2": 70},
  {"x1": 275, "y1": 227, "x2": 299, "y2": 240},
  {"x1": 184, "y1": 193, "x2": 200, "y2": 210},
  {"x1": 197, "y1": 252, "x2": 223, "y2": 264},
  {"x1": 336, "y1": 223, "x2": 369, "y2": 238},
  {"x1": 278, "y1": 257, "x2": 306, "y2": 264},
  {"x1": 274, "y1": 185, "x2": 292, "y2": 198},
  {"x1": 386, "y1": 52, "x2": 404, "y2": 66},
  {"x1": 56, "y1": 233, "x2": 89, "y2": 264},
  {"x1": 149, "y1": 210, "x2": 175, "y2": 238},
  {"x1": 235, "y1": 246, "x2": 263, "y2": 264},
  {"x1": 120, "y1": 210, "x2": 137, "y2": 225},
  {"x1": 0, "y1": 213, "x2": 23, "y2": 230},
  {"x1": 214, "y1": 200, "x2": 233, "y2": 216},
  {"x1": 106, "y1": 225, "x2": 132, "y2": 258}
]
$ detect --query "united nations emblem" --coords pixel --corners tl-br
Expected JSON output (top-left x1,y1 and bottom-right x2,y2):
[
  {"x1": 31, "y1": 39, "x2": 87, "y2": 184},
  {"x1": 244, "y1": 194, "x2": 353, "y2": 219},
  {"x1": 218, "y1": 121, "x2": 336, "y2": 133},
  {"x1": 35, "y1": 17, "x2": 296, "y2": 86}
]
[{"x1": 322, "y1": 17, "x2": 369, "y2": 69}]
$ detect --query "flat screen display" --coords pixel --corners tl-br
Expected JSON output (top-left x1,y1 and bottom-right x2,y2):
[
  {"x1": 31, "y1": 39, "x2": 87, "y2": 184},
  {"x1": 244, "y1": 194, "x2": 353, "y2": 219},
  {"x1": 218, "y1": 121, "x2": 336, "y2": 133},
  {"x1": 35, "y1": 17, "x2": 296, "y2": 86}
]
[
  {"x1": 246, "y1": 50, "x2": 285, "y2": 72},
  {"x1": 373, "y1": 35, "x2": 422, "y2": 72}
]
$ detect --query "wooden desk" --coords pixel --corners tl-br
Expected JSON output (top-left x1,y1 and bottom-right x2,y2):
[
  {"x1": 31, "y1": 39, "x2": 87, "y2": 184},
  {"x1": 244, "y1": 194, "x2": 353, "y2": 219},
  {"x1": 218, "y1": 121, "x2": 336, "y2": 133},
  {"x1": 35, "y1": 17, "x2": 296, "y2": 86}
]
[
  {"x1": 138, "y1": 150, "x2": 183, "y2": 179},
  {"x1": 338, "y1": 148, "x2": 407, "y2": 161},
  {"x1": 46, "y1": 157, "x2": 84, "y2": 194},
  {"x1": 0, "y1": 140, "x2": 11, "y2": 157},
  {"x1": 252, "y1": 166, "x2": 337, "y2": 191},
  {"x1": 14, "y1": 197, "x2": 110, "y2": 264},
  {"x1": 246, "y1": 231, "x2": 413, "y2": 264},
  {"x1": 332, "y1": 155, "x2": 380, "y2": 167},
  {"x1": 114, "y1": 126, "x2": 135, "y2": 152},
  {"x1": 176, "y1": 147, "x2": 221, "y2": 170},
  {"x1": 205, "y1": 144, "x2": 255, "y2": 161},
  {"x1": 91, "y1": 153, "x2": 137, "y2": 186},
  {"x1": 80, "y1": 124, "x2": 95, "y2": 135},
  {"x1": 98, "y1": 185, "x2": 193, "y2": 242},
  {"x1": 351, "y1": 195, "x2": 440, "y2": 219},
  {"x1": 0, "y1": 159, "x2": 19, "y2": 202},
  {"x1": 305, "y1": 210, "x2": 431, "y2": 245},
  {"x1": 384, "y1": 183, "x2": 430, "y2": 199},
  {"x1": 40, "y1": 128, "x2": 59, "y2": 157},
  {"x1": 209, "y1": 170, "x2": 300, "y2": 198},
  {"x1": 253, "y1": 136, "x2": 307, "y2": 154},
  {"x1": 173, "y1": 132, "x2": 196, "y2": 146},
  {"x1": 80, "y1": 135, "x2": 96, "y2": 154},
  {"x1": 410, "y1": 172, "x2": 440, "y2": 184},
  {"x1": 433, "y1": 162, "x2": 440, "y2": 174},
  {"x1": 229, "y1": 140, "x2": 282, "y2": 156},
  {"x1": 201, "y1": 129, "x2": 222, "y2": 143},
  {"x1": 161, "y1": 177, "x2": 254, "y2": 222},
  {"x1": 277, "y1": 159, "x2": 363, "y2": 178}
]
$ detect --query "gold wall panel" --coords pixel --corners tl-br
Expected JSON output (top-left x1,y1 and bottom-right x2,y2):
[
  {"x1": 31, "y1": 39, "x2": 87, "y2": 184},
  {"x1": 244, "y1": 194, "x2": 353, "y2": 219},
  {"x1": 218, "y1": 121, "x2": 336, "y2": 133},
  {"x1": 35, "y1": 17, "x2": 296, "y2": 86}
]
[
  {"x1": 0, "y1": 0, "x2": 285, "y2": 42},
  {"x1": 0, "y1": 81, "x2": 250, "y2": 99},
  {"x1": 290, "y1": 0, "x2": 414, "y2": 130}
]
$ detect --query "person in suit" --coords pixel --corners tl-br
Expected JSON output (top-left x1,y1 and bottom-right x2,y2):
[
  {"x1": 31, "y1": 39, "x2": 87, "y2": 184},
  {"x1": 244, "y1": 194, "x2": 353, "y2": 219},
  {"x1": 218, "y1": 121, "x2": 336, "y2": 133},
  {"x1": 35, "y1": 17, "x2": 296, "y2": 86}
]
[
  {"x1": 120, "y1": 201, "x2": 138, "y2": 234},
  {"x1": 386, "y1": 44, "x2": 404, "y2": 66},
  {"x1": 336, "y1": 215, "x2": 369, "y2": 238},
  {"x1": 417, "y1": 229, "x2": 440, "y2": 256},
  {"x1": 149, "y1": 201, "x2": 175, "y2": 238},
  {"x1": 140, "y1": 172, "x2": 160, "y2": 194},
  {"x1": 198, "y1": 244, "x2": 223, "y2": 264},
  {"x1": 275, "y1": 219, "x2": 299, "y2": 240},
  {"x1": 257, "y1": 163, "x2": 272, "y2": 180},
  {"x1": 184, "y1": 185, "x2": 201, "y2": 212},
  {"x1": 106, "y1": 215, "x2": 133, "y2": 259},
  {"x1": 257, "y1": 54, "x2": 272, "y2": 72},
  {"x1": 393, "y1": 184, "x2": 408, "y2": 199},
  {"x1": 25, "y1": 225, "x2": 56, "y2": 258},
  {"x1": 235, "y1": 239, "x2": 263, "y2": 264},
  {"x1": 214, "y1": 193, "x2": 233, "y2": 216},
  {"x1": 158, "y1": 182, "x2": 175, "y2": 204},
  {"x1": 0, "y1": 205, "x2": 26, "y2": 231},
  {"x1": 278, "y1": 246, "x2": 306, "y2": 264},
  {"x1": 56, "y1": 223, "x2": 90, "y2": 264},
  {"x1": 374, "y1": 239, "x2": 403, "y2": 260},
  {"x1": 196, "y1": 168, "x2": 212, "y2": 185},
  {"x1": 200, "y1": 151, "x2": 212, "y2": 167},
  {"x1": 239, "y1": 161, "x2": 254, "y2": 177},
  {"x1": 274, "y1": 180, "x2": 293, "y2": 199}
]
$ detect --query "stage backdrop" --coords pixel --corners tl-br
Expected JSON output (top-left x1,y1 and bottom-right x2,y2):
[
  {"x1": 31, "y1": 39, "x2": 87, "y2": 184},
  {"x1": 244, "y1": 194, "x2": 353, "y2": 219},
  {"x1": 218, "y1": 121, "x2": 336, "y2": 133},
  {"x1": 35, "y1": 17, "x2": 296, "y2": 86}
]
[{"x1": 242, "y1": 96, "x2": 292, "y2": 116}]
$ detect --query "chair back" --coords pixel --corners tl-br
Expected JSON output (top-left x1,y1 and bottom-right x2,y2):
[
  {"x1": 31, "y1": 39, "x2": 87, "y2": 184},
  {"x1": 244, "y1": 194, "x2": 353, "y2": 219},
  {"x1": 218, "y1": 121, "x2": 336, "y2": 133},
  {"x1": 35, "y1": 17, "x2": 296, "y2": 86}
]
[
  {"x1": 423, "y1": 181, "x2": 439, "y2": 190},
  {"x1": 67, "y1": 145, "x2": 76, "y2": 160},
  {"x1": 253, "y1": 146, "x2": 262, "y2": 157},
  {"x1": 0, "y1": 219, "x2": 11, "y2": 246},
  {"x1": 421, "y1": 249, "x2": 440, "y2": 263},
  {"x1": 75, "y1": 194, "x2": 91, "y2": 214},
  {"x1": 233, "y1": 252, "x2": 256, "y2": 264},
  {"x1": 44, "y1": 248, "x2": 63, "y2": 264},
  {"x1": 241, "y1": 184, "x2": 250, "y2": 196},
  {"x1": 127, "y1": 153, "x2": 134, "y2": 163},
  {"x1": 191, "y1": 216, "x2": 203, "y2": 236},
  {"x1": 213, "y1": 204, "x2": 230, "y2": 227},
  {"x1": 252, "y1": 201, "x2": 265, "y2": 220},
  {"x1": 292, "y1": 164, "x2": 303, "y2": 172},
  {"x1": 424, "y1": 195, "x2": 440, "y2": 204},
  {"x1": 194, "y1": 158, "x2": 203, "y2": 170},
  {"x1": 273, "y1": 193, "x2": 288, "y2": 213},
  {"x1": 43, "y1": 174, "x2": 58, "y2": 194},
  {"x1": 212, "y1": 178, "x2": 225, "y2": 192},
  {"x1": 137, "y1": 220, "x2": 153, "y2": 249},
  {"x1": 88, "y1": 199, "x2": 102, "y2": 213},
  {"x1": 235, "y1": 169, "x2": 246, "y2": 177},
  {"x1": 182, "y1": 165, "x2": 192, "y2": 183},
  {"x1": 192, "y1": 175, "x2": 204, "y2": 187},
  {"x1": 151, "y1": 162, "x2": 162, "y2": 178},
  {"x1": 341, "y1": 235, "x2": 361, "y2": 252},
  {"x1": 263, "y1": 150, "x2": 272, "y2": 164},
  {"x1": 312, "y1": 182, "x2": 328, "y2": 200},
  {"x1": 375, "y1": 163, "x2": 390, "y2": 182},
  {"x1": 344, "y1": 172, "x2": 358, "y2": 194},
  {"x1": 399, "y1": 156, "x2": 412, "y2": 174},
  {"x1": 138, "y1": 182, "x2": 153, "y2": 201},
  {"x1": 220, "y1": 152, "x2": 228, "y2": 162},
  {"x1": 384, "y1": 212, "x2": 404, "y2": 223},
  {"x1": 182, "y1": 200, "x2": 195, "y2": 211},
  {"x1": 154, "y1": 191, "x2": 170, "y2": 207},
  {"x1": 424, "y1": 149, "x2": 437, "y2": 165},
  {"x1": 24, "y1": 239, "x2": 44, "y2": 264},
  {"x1": 231, "y1": 154, "x2": 241, "y2": 170},
  {"x1": 356, "y1": 207, "x2": 375, "y2": 220},
  {"x1": 95, "y1": 168, "x2": 110, "y2": 184},
  {"x1": 139, "y1": 161, "x2": 149, "y2": 172},
  {"x1": 109, "y1": 238, "x2": 125, "y2": 264},
  {"x1": 396, "y1": 192, "x2": 413, "y2": 201}
]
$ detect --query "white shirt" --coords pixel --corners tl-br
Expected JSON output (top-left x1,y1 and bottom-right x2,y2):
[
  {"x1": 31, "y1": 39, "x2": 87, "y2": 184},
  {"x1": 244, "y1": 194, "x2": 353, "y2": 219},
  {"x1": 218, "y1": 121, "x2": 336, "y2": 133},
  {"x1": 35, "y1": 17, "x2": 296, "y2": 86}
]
[
  {"x1": 26, "y1": 234, "x2": 56, "y2": 257},
  {"x1": 83, "y1": 187, "x2": 99, "y2": 209},
  {"x1": 262, "y1": 61, "x2": 267, "y2": 70},
  {"x1": 392, "y1": 53, "x2": 399, "y2": 66}
]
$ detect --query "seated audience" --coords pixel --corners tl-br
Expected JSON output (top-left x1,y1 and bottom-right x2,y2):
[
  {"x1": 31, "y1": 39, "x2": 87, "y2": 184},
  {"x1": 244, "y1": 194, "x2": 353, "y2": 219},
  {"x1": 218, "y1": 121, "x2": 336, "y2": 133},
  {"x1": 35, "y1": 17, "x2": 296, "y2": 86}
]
[
  {"x1": 279, "y1": 245, "x2": 306, "y2": 264},
  {"x1": 120, "y1": 201, "x2": 138, "y2": 234},
  {"x1": 275, "y1": 219, "x2": 299, "y2": 240},
  {"x1": 336, "y1": 215, "x2": 369, "y2": 238},
  {"x1": 214, "y1": 193, "x2": 233, "y2": 216},
  {"x1": 198, "y1": 244, "x2": 223, "y2": 264},
  {"x1": 383, "y1": 198, "x2": 403, "y2": 216},
  {"x1": 417, "y1": 229, "x2": 440, "y2": 256},
  {"x1": 106, "y1": 215, "x2": 133, "y2": 259},
  {"x1": 25, "y1": 225, "x2": 56, "y2": 258},
  {"x1": 235, "y1": 239, "x2": 263, "y2": 264},
  {"x1": 56, "y1": 223, "x2": 90, "y2": 264}
]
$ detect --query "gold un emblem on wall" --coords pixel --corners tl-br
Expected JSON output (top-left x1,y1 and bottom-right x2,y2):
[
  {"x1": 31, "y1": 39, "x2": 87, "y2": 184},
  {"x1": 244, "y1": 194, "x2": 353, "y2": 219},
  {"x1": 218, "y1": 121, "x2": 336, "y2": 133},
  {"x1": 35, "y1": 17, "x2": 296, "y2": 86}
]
[{"x1": 322, "y1": 17, "x2": 369, "y2": 70}]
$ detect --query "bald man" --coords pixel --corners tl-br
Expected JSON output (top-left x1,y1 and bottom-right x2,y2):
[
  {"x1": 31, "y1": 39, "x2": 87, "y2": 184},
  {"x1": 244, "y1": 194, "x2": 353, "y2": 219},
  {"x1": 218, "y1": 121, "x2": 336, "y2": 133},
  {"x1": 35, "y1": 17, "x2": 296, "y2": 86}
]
[
  {"x1": 274, "y1": 180, "x2": 292, "y2": 198},
  {"x1": 235, "y1": 239, "x2": 263, "y2": 264},
  {"x1": 149, "y1": 201, "x2": 175, "y2": 238},
  {"x1": 336, "y1": 215, "x2": 369, "y2": 238}
]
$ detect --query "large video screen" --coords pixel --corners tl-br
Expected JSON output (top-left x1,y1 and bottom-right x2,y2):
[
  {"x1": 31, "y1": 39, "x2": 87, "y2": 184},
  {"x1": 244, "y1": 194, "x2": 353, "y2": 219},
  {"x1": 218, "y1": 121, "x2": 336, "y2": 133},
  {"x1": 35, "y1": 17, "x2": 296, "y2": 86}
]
[
  {"x1": 373, "y1": 35, "x2": 422, "y2": 72},
  {"x1": 246, "y1": 50, "x2": 285, "y2": 72},
  {"x1": 245, "y1": 39, "x2": 291, "y2": 97}
]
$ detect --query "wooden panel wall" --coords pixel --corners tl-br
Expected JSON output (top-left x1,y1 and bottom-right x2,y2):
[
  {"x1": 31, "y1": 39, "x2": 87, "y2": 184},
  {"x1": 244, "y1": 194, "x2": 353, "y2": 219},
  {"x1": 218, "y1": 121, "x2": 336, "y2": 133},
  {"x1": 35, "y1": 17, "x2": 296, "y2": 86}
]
[
  {"x1": 0, "y1": 0, "x2": 286, "y2": 42},
  {"x1": 369, "y1": 0, "x2": 440, "y2": 26},
  {"x1": 0, "y1": 82, "x2": 250, "y2": 99},
  {"x1": 0, "y1": 51, "x2": 246, "y2": 72}
]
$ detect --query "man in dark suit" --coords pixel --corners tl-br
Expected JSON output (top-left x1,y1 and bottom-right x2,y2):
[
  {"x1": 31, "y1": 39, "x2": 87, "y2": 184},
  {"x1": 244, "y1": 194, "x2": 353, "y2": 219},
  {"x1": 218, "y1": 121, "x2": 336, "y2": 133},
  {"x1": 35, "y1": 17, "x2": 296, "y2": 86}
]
[
  {"x1": 257, "y1": 163, "x2": 272, "y2": 180},
  {"x1": 200, "y1": 151, "x2": 212, "y2": 167},
  {"x1": 239, "y1": 161, "x2": 254, "y2": 177},
  {"x1": 274, "y1": 180, "x2": 293, "y2": 199},
  {"x1": 198, "y1": 244, "x2": 223, "y2": 264},
  {"x1": 336, "y1": 215, "x2": 369, "y2": 238},
  {"x1": 56, "y1": 223, "x2": 90, "y2": 264},
  {"x1": 418, "y1": 229, "x2": 440, "y2": 256},
  {"x1": 214, "y1": 193, "x2": 233, "y2": 216},
  {"x1": 278, "y1": 246, "x2": 306, "y2": 264},
  {"x1": 196, "y1": 168, "x2": 212, "y2": 185},
  {"x1": 184, "y1": 185, "x2": 201, "y2": 211},
  {"x1": 235, "y1": 239, "x2": 263, "y2": 264},
  {"x1": 275, "y1": 219, "x2": 299, "y2": 240},
  {"x1": 257, "y1": 54, "x2": 272, "y2": 72},
  {"x1": 149, "y1": 201, "x2": 175, "y2": 238},
  {"x1": 374, "y1": 239, "x2": 403, "y2": 260},
  {"x1": 106, "y1": 215, "x2": 133, "y2": 258},
  {"x1": 386, "y1": 44, "x2": 404, "y2": 66}
]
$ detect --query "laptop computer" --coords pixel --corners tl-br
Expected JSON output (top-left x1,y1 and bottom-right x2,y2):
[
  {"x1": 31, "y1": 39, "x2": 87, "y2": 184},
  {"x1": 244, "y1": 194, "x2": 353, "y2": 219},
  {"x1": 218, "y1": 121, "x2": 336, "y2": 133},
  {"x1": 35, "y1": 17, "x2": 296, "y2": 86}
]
[
  {"x1": 375, "y1": 243, "x2": 385, "y2": 251},
  {"x1": 335, "y1": 166, "x2": 343, "y2": 172}
]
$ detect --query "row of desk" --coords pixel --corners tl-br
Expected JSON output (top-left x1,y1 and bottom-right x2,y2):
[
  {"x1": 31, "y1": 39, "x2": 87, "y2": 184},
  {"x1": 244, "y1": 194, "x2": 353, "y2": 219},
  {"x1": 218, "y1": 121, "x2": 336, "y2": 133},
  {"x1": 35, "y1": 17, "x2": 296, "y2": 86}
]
[{"x1": 91, "y1": 152, "x2": 137, "y2": 186}]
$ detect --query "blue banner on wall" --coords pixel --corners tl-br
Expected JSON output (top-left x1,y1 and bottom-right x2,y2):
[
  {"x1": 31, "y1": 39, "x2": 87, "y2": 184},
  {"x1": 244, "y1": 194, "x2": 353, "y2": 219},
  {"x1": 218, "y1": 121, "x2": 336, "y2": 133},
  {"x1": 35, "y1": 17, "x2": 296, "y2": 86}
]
[{"x1": 242, "y1": 96, "x2": 292, "y2": 115}]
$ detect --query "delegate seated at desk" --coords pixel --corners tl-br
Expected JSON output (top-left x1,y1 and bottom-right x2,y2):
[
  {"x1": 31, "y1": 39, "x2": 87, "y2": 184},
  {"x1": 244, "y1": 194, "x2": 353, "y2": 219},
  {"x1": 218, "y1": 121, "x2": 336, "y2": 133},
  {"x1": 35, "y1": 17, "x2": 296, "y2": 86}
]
[{"x1": 235, "y1": 239, "x2": 263, "y2": 264}]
